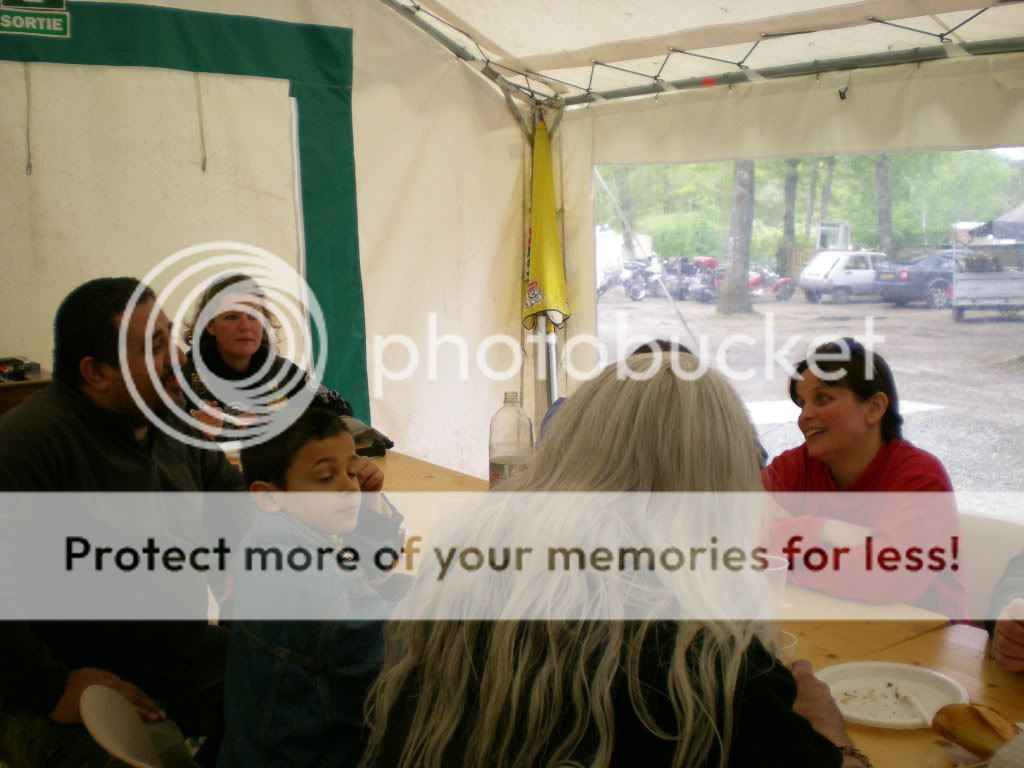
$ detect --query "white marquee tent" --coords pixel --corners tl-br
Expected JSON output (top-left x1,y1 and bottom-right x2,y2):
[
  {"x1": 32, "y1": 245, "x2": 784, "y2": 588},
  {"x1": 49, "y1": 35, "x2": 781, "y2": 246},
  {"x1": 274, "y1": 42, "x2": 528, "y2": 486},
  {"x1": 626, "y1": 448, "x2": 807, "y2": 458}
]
[{"x1": 2, "y1": 0, "x2": 1023, "y2": 477}]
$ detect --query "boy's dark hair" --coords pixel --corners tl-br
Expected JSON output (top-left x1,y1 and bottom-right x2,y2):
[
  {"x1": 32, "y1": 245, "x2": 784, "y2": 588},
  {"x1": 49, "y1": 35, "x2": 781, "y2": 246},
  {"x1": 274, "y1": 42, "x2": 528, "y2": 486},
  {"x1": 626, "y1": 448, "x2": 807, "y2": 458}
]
[
  {"x1": 53, "y1": 277, "x2": 155, "y2": 385},
  {"x1": 789, "y1": 338, "x2": 903, "y2": 442},
  {"x1": 240, "y1": 406, "x2": 350, "y2": 488}
]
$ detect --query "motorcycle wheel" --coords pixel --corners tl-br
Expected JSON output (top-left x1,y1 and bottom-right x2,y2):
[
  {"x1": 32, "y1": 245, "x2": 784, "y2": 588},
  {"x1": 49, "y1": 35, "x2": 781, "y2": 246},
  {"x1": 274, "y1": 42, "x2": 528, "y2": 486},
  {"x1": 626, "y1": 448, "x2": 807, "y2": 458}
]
[
  {"x1": 627, "y1": 282, "x2": 647, "y2": 301},
  {"x1": 775, "y1": 284, "x2": 794, "y2": 301}
]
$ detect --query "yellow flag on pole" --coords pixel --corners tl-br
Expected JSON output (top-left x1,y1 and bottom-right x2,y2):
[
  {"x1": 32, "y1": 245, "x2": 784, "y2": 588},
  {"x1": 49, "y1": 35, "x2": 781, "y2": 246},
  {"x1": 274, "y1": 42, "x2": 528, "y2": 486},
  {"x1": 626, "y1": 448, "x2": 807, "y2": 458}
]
[{"x1": 523, "y1": 120, "x2": 571, "y2": 330}]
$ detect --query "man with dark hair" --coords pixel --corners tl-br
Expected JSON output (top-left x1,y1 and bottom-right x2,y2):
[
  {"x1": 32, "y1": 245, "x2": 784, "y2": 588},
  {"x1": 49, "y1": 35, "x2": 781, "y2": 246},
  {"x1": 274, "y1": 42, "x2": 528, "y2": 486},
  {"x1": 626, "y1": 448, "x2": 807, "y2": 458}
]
[
  {"x1": 51, "y1": 277, "x2": 156, "y2": 387},
  {"x1": 0, "y1": 277, "x2": 246, "y2": 767}
]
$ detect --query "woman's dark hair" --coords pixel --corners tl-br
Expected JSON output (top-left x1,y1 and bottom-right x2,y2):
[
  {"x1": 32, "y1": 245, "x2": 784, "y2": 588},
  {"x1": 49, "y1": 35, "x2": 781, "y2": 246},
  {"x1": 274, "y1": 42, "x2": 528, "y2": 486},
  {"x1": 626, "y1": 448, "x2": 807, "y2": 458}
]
[
  {"x1": 182, "y1": 273, "x2": 282, "y2": 365},
  {"x1": 240, "y1": 406, "x2": 350, "y2": 488},
  {"x1": 789, "y1": 338, "x2": 903, "y2": 441},
  {"x1": 630, "y1": 339, "x2": 693, "y2": 356},
  {"x1": 53, "y1": 277, "x2": 155, "y2": 385}
]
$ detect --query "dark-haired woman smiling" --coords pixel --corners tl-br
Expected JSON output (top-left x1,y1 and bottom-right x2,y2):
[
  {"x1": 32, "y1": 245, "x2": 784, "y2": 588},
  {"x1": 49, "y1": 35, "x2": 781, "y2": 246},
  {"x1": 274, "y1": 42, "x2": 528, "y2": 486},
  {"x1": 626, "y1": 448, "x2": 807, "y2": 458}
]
[
  {"x1": 765, "y1": 339, "x2": 946, "y2": 492},
  {"x1": 764, "y1": 339, "x2": 966, "y2": 616}
]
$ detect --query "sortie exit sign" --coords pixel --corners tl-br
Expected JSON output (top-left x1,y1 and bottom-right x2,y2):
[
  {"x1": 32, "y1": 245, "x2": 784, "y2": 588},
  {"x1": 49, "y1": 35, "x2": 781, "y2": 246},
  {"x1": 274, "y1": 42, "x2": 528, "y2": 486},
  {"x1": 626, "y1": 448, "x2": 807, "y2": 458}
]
[{"x1": 0, "y1": 0, "x2": 70, "y2": 39}]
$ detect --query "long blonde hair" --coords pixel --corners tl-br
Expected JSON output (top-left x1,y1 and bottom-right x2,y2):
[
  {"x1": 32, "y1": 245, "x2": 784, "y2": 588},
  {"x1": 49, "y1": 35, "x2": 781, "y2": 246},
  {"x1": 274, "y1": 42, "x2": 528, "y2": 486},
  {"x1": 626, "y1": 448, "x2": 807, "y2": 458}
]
[{"x1": 364, "y1": 354, "x2": 770, "y2": 768}]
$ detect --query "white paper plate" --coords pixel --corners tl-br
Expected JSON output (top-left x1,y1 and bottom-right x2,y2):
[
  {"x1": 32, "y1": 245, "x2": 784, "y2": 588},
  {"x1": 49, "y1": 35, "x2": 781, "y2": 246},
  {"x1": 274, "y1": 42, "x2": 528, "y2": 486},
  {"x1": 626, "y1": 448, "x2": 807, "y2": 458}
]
[{"x1": 817, "y1": 661, "x2": 969, "y2": 729}]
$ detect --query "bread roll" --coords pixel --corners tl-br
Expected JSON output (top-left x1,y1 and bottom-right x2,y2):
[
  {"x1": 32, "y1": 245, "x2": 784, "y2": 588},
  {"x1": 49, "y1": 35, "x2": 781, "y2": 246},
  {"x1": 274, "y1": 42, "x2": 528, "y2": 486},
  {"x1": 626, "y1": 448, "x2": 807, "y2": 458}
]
[{"x1": 932, "y1": 703, "x2": 1020, "y2": 758}]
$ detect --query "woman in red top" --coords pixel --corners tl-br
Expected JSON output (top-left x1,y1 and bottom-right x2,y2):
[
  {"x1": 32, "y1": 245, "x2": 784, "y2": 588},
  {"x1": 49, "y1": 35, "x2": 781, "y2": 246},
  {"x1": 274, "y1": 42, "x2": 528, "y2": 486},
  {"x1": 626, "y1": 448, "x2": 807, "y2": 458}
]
[{"x1": 764, "y1": 338, "x2": 966, "y2": 617}]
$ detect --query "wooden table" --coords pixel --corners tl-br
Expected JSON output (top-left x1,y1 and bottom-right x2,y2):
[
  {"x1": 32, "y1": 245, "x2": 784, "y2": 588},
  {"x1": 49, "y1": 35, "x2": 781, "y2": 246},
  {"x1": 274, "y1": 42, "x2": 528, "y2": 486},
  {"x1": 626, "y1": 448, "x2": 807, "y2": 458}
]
[
  {"x1": 785, "y1": 588, "x2": 951, "y2": 670},
  {"x1": 845, "y1": 624, "x2": 1024, "y2": 767},
  {"x1": 0, "y1": 373, "x2": 49, "y2": 416},
  {"x1": 374, "y1": 451, "x2": 486, "y2": 492},
  {"x1": 781, "y1": 617, "x2": 1024, "y2": 767}
]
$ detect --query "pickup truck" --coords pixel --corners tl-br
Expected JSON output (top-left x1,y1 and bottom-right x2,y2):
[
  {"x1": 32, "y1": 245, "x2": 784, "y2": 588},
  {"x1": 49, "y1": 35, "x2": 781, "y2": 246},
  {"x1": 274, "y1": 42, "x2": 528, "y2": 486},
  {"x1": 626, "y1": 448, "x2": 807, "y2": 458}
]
[{"x1": 951, "y1": 253, "x2": 1024, "y2": 321}]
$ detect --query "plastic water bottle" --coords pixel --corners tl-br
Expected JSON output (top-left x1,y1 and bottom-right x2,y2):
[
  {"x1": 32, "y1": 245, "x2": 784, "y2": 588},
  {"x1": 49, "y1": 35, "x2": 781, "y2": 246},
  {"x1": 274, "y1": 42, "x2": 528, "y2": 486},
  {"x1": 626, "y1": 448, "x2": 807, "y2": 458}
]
[{"x1": 488, "y1": 391, "x2": 534, "y2": 489}]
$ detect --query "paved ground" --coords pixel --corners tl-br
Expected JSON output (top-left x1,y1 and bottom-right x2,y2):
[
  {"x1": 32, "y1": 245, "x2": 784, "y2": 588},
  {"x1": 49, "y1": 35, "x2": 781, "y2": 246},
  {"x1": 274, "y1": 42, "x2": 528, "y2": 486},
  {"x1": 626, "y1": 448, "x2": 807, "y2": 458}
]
[{"x1": 597, "y1": 288, "x2": 1024, "y2": 506}]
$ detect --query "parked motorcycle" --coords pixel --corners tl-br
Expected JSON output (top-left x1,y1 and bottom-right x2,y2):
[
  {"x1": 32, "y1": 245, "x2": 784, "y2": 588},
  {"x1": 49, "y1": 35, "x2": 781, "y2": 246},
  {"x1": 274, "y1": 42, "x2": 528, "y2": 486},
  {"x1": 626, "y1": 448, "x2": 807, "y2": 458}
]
[
  {"x1": 596, "y1": 269, "x2": 620, "y2": 299},
  {"x1": 772, "y1": 278, "x2": 796, "y2": 301},
  {"x1": 749, "y1": 267, "x2": 796, "y2": 301},
  {"x1": 684, "y1": 257, "x2": 719, "y2": 303},
  {"x1": 620, "y1": 255, "x2": 665, "y2": 301},
  {"x1": 688, "y1": 262, "x2": 796, "y2": 303},
  {"x1": 662, "y1": 259, "x2": 695, "y2": 300}
]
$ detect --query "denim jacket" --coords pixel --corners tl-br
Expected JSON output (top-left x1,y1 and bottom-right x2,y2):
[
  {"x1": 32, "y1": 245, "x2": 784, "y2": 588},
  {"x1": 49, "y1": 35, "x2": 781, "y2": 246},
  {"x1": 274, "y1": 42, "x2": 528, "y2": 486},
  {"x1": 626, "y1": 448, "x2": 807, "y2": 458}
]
[{"x1": 218, "y1": 508, "x2": 398, "y2": 768}]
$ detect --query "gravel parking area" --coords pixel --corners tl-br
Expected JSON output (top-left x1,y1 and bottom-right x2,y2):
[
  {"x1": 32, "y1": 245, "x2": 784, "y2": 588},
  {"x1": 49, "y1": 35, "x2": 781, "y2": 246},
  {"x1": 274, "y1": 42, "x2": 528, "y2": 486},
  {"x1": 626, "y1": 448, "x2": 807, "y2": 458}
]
[{"x1": 597, "y1": 289, "x2": 1024, "y2": 502}]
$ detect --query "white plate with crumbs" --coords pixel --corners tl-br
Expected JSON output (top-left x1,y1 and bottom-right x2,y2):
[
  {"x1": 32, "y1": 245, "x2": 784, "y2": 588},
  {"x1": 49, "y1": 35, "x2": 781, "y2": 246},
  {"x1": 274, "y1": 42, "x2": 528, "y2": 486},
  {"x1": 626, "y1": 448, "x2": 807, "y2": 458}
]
[{"x1": 817, "y1": 661, "x2": 969, "y2": 729}]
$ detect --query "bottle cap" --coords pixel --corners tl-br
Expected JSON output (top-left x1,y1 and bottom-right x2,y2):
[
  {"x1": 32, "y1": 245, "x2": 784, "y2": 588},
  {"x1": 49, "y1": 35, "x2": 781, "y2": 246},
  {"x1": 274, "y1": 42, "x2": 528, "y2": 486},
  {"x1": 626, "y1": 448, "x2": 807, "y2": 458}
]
[{"x1": 503, "y1": 392, "x2": 520, "y2": 405}]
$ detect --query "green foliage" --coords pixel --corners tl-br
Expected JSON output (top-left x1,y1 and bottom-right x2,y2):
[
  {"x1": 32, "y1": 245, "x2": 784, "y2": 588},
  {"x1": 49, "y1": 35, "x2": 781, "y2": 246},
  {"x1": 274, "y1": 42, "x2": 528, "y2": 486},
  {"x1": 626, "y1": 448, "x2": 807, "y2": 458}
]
[
  {"x1": 638, "y1": 210, "x2": 725, "y2": 257},
  {"x1": 595, "y1": 149, "x2": 1024, "y2": 263}
]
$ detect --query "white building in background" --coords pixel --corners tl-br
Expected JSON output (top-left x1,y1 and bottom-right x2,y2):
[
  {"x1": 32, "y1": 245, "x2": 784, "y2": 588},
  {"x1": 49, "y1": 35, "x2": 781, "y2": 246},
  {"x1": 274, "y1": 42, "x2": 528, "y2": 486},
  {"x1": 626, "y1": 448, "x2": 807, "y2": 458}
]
[{"x1": 595, "y1": 226, "x2": 653, "y2": 287}]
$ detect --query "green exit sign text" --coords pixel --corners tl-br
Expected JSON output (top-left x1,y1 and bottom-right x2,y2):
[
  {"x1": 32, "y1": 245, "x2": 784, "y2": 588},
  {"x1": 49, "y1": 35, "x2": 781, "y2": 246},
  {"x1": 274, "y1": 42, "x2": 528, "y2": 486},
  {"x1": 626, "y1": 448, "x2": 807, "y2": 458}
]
[{"x1": 0, "y1": 0, "x2": 69, "y2": 38}]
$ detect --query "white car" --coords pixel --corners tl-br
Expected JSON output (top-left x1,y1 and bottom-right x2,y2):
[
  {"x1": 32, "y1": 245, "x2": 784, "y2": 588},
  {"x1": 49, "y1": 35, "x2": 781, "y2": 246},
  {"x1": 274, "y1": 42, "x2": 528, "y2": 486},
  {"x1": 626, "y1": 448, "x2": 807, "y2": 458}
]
[{"x1": 798, "y1": 250, "x2": 886, "y2": 303}]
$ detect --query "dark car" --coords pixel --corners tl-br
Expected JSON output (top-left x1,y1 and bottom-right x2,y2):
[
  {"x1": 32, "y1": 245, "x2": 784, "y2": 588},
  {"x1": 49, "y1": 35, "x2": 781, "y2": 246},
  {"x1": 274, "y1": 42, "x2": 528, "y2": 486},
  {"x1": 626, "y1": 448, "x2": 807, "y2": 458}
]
[{"x1": 876, "y1": 251, "x2": 968, "y2": 309}]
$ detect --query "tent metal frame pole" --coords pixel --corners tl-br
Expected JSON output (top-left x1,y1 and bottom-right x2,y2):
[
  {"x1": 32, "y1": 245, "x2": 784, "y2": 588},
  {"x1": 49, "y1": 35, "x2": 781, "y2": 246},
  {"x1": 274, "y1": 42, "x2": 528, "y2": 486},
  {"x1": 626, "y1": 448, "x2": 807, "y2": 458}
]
[
  {"x1": 378, "y1": 0, "x2": 535, "y2": 105},
  {"x1": 560, "y1": 36, "x2": 1024, "y2": 107},
  {"x1": 500, "y1": 81, "x2": 533, "y2": 142},
  {"x1": 544, "y1": 319, "x2": 558, "y2": 409}
]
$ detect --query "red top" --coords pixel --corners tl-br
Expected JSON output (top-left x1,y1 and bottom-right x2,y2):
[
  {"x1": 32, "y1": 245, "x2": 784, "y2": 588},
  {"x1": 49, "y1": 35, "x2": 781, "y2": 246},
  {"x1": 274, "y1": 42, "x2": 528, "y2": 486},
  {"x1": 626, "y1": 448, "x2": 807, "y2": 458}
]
[
  {"x1": 763, "y1": 439, "x2": 966, "y2": 618},
  {"x1": 763, "y1": 438, "x2": 952, "y2": 493}
]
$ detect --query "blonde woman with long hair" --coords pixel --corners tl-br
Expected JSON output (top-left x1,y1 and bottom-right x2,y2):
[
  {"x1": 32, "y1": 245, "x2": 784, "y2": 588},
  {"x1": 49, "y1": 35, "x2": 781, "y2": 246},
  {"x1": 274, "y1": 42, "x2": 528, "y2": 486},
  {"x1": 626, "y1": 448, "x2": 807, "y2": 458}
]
[{"x1": 364, "y1": 353, "x2": 864, "y2": 768}]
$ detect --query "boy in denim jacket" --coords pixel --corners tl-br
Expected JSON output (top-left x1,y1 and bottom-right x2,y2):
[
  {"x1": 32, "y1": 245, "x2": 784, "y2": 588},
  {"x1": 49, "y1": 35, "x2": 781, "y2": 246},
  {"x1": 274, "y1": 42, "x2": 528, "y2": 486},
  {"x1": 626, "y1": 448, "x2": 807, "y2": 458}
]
[{"x1": 219, "y1": 407, "x2": 402, "y2": 768}]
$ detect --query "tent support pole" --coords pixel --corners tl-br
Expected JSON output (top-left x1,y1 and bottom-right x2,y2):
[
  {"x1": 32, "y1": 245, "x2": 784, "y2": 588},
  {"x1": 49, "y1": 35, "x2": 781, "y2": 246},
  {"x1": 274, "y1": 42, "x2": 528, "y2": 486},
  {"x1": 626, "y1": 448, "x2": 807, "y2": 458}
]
[
  {"x1": 499, "y1": 81, "x2": 533, "y2": 143},
  {"x1": 548, "y1": 105, "x2": 564, "y2": 138},
  {"x1": 378, "y1": 0, "x2": 536, "y2": 106},
  {"x1": 544, "y1": 318, "x2": 558, "y2": 408},
  {"x1": 561, "y1": 35, "x2": 1024, "y2": 106}
]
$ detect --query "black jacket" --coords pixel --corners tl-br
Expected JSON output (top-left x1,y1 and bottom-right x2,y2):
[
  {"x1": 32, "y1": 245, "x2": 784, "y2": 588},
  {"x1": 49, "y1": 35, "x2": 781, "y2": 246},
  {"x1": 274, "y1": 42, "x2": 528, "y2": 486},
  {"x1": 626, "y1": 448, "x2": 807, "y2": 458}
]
[
  {"x1": 181, "y1": 346, "x2": 353, "y2": 424},
  {"x1": 0, "y1": 380, "x2": 245, "y2": 714}
]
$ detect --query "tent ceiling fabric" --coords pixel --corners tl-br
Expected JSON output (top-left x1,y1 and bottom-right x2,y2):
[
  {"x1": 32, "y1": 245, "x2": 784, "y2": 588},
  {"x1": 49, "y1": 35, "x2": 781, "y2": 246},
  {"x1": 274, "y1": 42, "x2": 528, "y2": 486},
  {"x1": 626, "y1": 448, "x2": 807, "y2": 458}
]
[{"x1": 390, "y1": 0, "x2": 1024, "y2": 103}]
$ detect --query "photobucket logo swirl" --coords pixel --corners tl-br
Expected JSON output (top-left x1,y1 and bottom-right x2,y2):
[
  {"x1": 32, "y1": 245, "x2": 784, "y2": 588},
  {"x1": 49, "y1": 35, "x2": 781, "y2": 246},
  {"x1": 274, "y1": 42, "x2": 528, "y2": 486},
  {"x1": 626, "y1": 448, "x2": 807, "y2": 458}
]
[{"x1": 119, "y1": 242, "x2": 328, "y2": 451}]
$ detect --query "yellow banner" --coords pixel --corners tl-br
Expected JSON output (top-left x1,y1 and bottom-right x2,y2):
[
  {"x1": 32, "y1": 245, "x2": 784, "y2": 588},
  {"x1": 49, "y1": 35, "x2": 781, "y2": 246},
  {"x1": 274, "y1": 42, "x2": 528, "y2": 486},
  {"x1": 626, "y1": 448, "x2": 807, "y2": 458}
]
[{"x1": 523, "y1": 120, "x2": 570, "y2": 330}]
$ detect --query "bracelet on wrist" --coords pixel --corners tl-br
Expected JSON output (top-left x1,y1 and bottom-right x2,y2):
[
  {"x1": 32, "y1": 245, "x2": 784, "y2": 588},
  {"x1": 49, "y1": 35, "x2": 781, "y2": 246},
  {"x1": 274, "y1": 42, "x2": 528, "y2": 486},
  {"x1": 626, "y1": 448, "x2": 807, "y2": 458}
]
[{"x1": 838, "y1": 744, "x2": 873, "y2": 767}]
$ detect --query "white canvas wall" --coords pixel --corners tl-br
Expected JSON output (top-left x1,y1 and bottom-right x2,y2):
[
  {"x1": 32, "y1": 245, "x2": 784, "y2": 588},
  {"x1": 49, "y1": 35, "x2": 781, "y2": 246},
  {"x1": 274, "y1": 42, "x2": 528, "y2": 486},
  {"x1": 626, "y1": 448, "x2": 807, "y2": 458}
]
[
  {"x1": 0, "y1": 62, "x2": 300, "y2": 367},
  {"x1": 0, "y1": 0, "x2": 527, "y2": 479},
  {"x1": 350, "y1": 0, "x2": 526, "y2": 477}
]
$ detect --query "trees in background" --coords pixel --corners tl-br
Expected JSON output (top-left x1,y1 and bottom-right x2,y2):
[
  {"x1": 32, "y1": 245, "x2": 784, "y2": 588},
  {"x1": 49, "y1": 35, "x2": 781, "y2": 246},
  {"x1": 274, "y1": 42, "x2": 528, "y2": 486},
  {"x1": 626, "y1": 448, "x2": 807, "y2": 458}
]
[
  {"x1": 594, "y1": 149, "x2": 1024, "y2": 267},
  {"x1": 875, "y1": 154, "x2": 895, "y2": 259},
  {"x1": 776, "y1": 158, "x2": 799, "y2": 275},
  {"x1": 720, "y1": 161, "x2": 755, "y2": 314}
]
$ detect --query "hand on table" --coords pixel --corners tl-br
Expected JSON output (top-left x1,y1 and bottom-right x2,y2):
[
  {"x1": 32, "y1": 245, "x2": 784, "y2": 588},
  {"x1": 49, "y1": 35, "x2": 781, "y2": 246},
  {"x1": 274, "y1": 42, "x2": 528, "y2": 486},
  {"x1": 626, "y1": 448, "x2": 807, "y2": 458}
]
[
  {"x1": 790, "y1": 659, "x2": 851, "y2": 748},
  {"x1": 50, "y1": 667, "x2": 165, "y2": 725},
  {"x1": 993, "y1": 597, "x2": 1024, "y2": 672}
]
